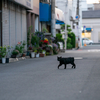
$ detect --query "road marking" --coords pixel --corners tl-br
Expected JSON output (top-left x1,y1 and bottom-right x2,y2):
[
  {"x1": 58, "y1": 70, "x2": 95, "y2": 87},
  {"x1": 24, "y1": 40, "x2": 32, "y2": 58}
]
[
  {"x1": 88, "y1": 50, "x2": 100, "y2": 52},
  {"x1": 75, "y1": 57, "x2": 83, "y2": 60}
]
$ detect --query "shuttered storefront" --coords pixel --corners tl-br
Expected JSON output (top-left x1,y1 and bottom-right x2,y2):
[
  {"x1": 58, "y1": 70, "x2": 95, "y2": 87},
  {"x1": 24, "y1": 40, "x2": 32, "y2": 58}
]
[{"x1": 2, "y1": 1, "x2": 27, "y2": 47}]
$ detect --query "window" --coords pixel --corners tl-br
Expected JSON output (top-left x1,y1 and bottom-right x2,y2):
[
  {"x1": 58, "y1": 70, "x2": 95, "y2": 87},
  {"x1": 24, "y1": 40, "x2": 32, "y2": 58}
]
[
  {"x1": 88, "y1": 7, "x2": 93, "y2": 11},
  {"x1": 40, "y1": 0, "x2": 50, "y2": 4}
]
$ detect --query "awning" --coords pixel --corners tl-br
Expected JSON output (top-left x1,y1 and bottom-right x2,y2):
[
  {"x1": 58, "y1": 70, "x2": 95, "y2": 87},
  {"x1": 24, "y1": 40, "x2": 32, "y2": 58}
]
[
  {"x1": 86, "y1": 28, "x2": 91, "y2": 31},
  {"x1": 55, "y1": 8, "x2": 65, "y2": 24},
  {"x1": 56, "y1": 20, "x2": 65, "y2": 25},
  {"x1": 86, "y1": 28, "x2": 93, "y2": 32}
]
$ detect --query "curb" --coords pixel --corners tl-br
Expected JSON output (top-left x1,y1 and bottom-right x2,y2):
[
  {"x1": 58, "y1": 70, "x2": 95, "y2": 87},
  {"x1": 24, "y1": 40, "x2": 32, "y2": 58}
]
[{"x1": 9, "y1": 56, "x2": 30, "y2": 63}]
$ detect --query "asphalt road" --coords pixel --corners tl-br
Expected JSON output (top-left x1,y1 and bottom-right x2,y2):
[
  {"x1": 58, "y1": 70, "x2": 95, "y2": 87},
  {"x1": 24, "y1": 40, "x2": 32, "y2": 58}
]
[{"x1": 0, "y1": 45, "x2": 100, "y2": 100}]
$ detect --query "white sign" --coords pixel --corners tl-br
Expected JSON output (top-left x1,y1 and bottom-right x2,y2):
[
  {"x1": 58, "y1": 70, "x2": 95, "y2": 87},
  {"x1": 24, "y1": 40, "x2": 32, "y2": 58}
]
[
  {"x1": 55, "y1": 8, "x2": 65, "y2": 22},
  {"x1": 10, "y1": 0, "x2": 33, "y2": 9}
]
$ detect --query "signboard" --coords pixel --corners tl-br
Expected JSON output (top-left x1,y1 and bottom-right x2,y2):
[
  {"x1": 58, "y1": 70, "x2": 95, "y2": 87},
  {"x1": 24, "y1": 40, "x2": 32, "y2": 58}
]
[
  {"x1": 9, "y1": 0, "x2": 33, "y2": 9},
  {"x1": 83, "y1": 26, "x2": 86, "y2": 30},
  {"x1": 75, "y1": 15, "x2": 79, "y2": 20},
  {"x1": 55, "y1": 8, "x2": 65, "y2": 23}
]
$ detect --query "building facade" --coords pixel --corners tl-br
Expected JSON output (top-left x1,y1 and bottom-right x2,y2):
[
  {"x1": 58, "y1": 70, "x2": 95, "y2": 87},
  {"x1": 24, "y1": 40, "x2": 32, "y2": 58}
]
[
  {"x1": 39, "y1": 0, "x2": 51, "y2": 33},
  {"x1": 55, "y1": 0, "x2": 82, "y2": 47},
  {"x1": 0, "y1": 0, "x2": 33, "y2": 47},
  {"x1": 27, "y1": 0, "x2": 39, "y2": 33},
  {"x1": 82, "y1": 10, "x2": 100, "y2": 43}
]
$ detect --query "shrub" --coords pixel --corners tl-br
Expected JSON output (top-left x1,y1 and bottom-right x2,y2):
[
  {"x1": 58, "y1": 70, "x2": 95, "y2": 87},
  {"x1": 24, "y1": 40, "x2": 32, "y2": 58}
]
[
  {"x1": 71, "y1": 32, "x2": 76, "y2": 48},
  {"x1": 56, "y1": 33, "x2": 65, "y2": 45},
  {"x1": 67, "y1": 43, "x2": 72, "y2": 49},
  {"x1": 12, "y1": 50, "x2": 19, "y2": 55}
]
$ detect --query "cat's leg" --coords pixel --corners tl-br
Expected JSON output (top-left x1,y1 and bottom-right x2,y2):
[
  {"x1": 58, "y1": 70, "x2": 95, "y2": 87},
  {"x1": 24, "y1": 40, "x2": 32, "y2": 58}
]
[
  {"x1": 58, "y1": 63, "x2": 62, "y2": 69},
  {"x1": 72, "y1": 65, "x2": 74, "y2": 68},
  {"x1": 64, "y1": 64, "x2": 66, "y2": 69},
  {"x1": 72, "y1": 63, "x2": 76, "y2": 69}
]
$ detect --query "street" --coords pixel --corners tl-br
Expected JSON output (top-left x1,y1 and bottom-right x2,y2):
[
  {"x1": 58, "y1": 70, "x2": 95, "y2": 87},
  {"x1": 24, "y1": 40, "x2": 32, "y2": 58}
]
[{"x1": 1, "y1": 45, "x2": 100, "y2": 100}]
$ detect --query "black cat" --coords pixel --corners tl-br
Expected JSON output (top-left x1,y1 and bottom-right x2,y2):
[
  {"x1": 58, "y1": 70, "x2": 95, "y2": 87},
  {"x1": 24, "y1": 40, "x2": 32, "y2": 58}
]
[{"x1": 57, "y1": 56, "x2": 76, "y2": 69}]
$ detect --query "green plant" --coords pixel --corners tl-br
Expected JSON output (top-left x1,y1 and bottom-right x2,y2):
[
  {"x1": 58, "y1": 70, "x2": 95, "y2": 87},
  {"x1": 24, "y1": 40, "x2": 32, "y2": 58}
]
[
  {"x1": 12, "y1": 50, "x2": 19, "y2": 55},
  {"x1": 34, "y1": 31, "x2": 45, "y2": 41},
  {"x1": 42, "y1": 50, "x2": 46, "y2": 53},
  {"x1": 67, "y1": 43, "x2": 72, "y2": 49},
  {"x1": 37, "y1": 47, "x2": 42, "y2": 53},
  {"x1": 67, "y1": 25, "x2": 73, "y2": 49},
  {"x1": 71, "y1": 32, "x2": 76, "y2": 48},
  {"x1": 6, "y1": 46, "x2": 13, "y2": 58},
  {"x1": 42, "y1": 25, "x2": 49, "y2": 33},
  {"x1": 0, "y1": 46, "x2": 7, "y2": 58},
  {"x1": 46, "y1": 52, "x2": 50, "y2": 55},
  {"x1": 46, "y1": 44, "x2": 53, "y2": 50},
  {"x1": 34, "y1": 50, "x2": 37, "y2": 53},
  {"x1": 33, "y1": 47, "x2": 36, "y2": 52},
  {"x1": 67, "y1": 25, "x2": 71, "y2": 29},
  {"x1": 27, "y1": 26, "x2": 33, "y2": 45},
  {"x1": 56, "y1": 33, "x2": 65, "y2": 44},
  {"x1": 61, "y1": 24, "x2": 68, "y2": 31},
  {"x1": 31, "y1": 35, "x2": 39, "y2": 48},
  {"x1": 53, "y1": 47, "x2": 58, "y2": 55},
  {"x1": 15, "y1": 41, "x2": 26, "y2": 54}
]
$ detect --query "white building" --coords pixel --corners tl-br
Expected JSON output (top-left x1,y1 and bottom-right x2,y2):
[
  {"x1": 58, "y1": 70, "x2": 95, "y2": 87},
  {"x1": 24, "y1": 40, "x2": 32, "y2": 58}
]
[
  {"x1": 81, "y1": 1, "x2": 100, "y2": 43},
  {"x1": 55, "y1": 0, "x2": 82, "y2": 47},
  {"x1": 81, "y1": 0, "x2": 88, "y2": 11},
  {"x1": 82, "y1": 10, "x2": 100, "y2": 43}
]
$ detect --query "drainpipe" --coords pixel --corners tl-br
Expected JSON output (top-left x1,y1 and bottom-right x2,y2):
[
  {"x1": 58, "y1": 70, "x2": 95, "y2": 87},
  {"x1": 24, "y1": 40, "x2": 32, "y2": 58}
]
[{"x1": 51, "y1": 0, "x2": 55, "y2": 37}]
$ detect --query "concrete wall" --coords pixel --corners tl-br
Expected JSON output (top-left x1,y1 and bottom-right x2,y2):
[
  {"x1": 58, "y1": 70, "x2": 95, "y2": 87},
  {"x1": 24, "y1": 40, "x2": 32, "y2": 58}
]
[
  {"x1": 94, "y1": 4, "x2": 100, "y2": 10},
  {"x1": 28, "y1": 0, "x2": 39, "y2": 15},
  {"x1": 2, "y1": 1, "x2": 27, "y2": 47},
  {"x1": 27, "y1": 0, "x2": 39, "y2": 33},
  {"x1": 33, "y1": 0, "x2": 39, "y2": 15},
  {"x1": 82, "y1": 18, "x2": 100, "y2": 43}
]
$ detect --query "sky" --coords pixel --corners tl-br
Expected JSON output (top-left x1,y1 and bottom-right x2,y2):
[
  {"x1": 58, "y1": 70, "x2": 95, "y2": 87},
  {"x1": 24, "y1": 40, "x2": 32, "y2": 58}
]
[{"x1": 87, "y1": 0, "x2": 99, "y2": 4}]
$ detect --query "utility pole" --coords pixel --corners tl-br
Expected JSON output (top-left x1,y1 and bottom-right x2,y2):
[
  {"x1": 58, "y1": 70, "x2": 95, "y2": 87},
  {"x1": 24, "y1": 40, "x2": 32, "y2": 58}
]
[
  {"x1": 76, "y1": 0, "x2": 80, "y2": 48},
  {"x1": 64, "y1": 0, "x2": 68, "y2": 50},
  {"x1": 51, "y1": 0, "x2": 56, "y2": 37},
  {"x1": 77, "y1": 0, "x2": 79, "y2": 16}
]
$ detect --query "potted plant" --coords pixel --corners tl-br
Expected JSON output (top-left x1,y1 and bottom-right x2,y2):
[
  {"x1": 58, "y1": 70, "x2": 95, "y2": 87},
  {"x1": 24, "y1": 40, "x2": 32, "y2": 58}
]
[
  {"x1": 34, "y1": 49, "x2": 39, "y2": 58},
  {"x1": 36, "y1": 53, "x2": 39, "y2": 58},
  {"x1": 37, "y1": 47, "x2": 45, "y2": 57},
  {"x1": 6, "y1": 46, "x2": 13, "y2": 63},
  {"x1": 39, "y1": 53, "x2": 45, "y2": 57},
  {"x1": 15, "y1": 41, "x2": 26, "y2": 57},
  {"x1": 42, "y1": 50, "x2": 46, "y2": 55},
  {"x1": 11, "y1": 50, "x2": 19, "y2": 58},
  {"x1": 0, "y1": 46, "x2": 7, "y2": 64},
  {"x1": 31, "y1": 47, "x2": 36, "y2": 58}
]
